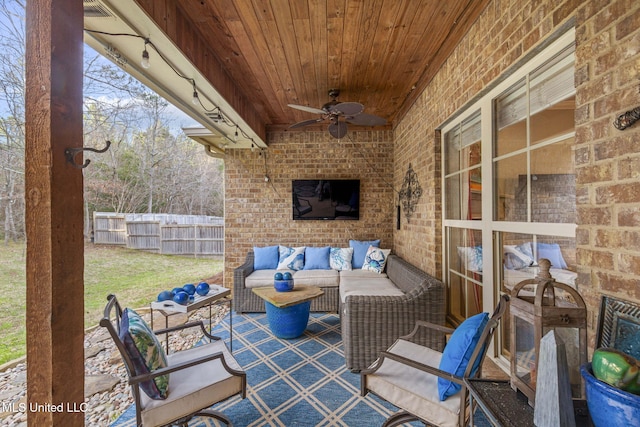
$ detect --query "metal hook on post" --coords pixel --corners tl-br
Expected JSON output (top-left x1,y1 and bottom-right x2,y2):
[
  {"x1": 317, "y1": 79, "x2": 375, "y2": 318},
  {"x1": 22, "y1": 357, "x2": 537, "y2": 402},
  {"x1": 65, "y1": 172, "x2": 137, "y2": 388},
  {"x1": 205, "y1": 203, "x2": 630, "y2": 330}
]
[{"x1": 65, "y1": 140, "x2": 111, "y2": 169}]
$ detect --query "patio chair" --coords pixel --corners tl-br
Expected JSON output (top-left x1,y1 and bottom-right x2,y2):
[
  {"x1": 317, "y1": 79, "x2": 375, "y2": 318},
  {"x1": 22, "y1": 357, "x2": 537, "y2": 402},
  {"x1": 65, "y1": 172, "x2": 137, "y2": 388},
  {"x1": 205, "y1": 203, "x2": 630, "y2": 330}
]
[
  {"x1": 361, "y1": 294, "x2": 509, "y2": 427},
  {"x1": 100, "y1": 294, "x2": 246, "y2": 426}
]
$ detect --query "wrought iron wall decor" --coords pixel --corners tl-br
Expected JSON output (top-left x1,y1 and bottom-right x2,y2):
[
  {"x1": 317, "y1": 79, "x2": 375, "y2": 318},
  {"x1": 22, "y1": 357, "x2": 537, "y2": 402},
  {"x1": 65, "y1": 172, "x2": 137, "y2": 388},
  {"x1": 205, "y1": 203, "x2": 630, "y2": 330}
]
[
  {"x1": 614, "y1": 83, "x2": 640, "y2": 130},
  {"x1": 398, "y1": 163, "x2": 422, "y2": 223},
  {"x1": 613, "y1": 106, "x2": 640, "y2": 130}
]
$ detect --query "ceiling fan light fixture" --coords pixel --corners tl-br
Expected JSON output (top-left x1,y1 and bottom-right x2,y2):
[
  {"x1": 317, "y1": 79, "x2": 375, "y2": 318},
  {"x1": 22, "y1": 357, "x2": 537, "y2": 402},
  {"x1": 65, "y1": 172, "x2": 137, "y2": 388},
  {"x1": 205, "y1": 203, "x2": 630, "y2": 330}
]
[{"x1": 288, "y1": 89, "x2": 386, "y2": 138}]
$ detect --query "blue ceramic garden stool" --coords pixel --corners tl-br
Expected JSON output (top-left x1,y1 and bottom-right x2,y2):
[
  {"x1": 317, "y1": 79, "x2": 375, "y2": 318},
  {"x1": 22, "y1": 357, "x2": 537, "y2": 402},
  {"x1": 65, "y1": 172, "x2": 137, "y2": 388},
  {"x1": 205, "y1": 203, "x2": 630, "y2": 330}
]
[
  {"x1": 251, "y1": 285, "x2": 325, "y2": 339},
  {"x1": 265, "y1": 301, "x2": 311, "y2": 339}
]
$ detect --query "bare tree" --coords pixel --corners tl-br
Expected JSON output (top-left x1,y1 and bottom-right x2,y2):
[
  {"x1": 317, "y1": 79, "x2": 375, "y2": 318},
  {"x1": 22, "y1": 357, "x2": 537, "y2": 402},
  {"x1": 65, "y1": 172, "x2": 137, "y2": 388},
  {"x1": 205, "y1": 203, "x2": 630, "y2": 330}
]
[
  {"x1": 0, "y1": 0, "x2": 26, "y2": 243},
  {"x1": 0, "y1": 1, "x2": 226, "y2": 241}
]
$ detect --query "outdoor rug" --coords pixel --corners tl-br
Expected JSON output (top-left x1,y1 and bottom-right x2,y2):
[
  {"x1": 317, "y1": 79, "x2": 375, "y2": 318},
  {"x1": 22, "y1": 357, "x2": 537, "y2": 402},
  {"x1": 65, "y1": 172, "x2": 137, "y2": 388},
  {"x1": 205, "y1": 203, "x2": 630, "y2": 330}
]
[{"x1": 111, "y1": 312, "x2": 489, "y2": 426}]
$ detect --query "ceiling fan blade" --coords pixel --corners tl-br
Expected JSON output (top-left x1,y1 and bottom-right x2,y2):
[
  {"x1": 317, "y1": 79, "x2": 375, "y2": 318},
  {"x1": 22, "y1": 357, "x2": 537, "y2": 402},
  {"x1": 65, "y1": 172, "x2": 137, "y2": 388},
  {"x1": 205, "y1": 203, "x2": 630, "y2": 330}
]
[
  {"x1": 289, "y1": 118, "x2": 323, "y2": 128},
  {"x1": 329, "y1": 102, "x2": 364, "y2": 116},
  {"x1": 346, "y1": 113, "x2": 387, "y2": 126},
  {"x1": 328, "y1": 121, "x2": 348, "y2": 139},
  {"x1": 287, "y1": 104, "x2": 326, "y2": 115}
]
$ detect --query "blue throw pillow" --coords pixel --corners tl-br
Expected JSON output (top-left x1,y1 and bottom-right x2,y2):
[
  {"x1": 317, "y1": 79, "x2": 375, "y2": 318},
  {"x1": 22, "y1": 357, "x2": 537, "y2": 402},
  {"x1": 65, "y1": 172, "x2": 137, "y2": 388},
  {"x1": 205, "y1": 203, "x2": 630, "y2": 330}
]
[
  {"x1": 537, "y1": 242, "x2": 568, "y2": 269},
  {"x1": 304, "y1": 246, "x2": 331, "y2": 270},
  {"x1": 253, "y1": 245, "x2": 279, "y2": 270},
  {"x1": 438, "y1": 312, "x2": 489, "y2": 400},
  {"x1": 349, "y1": 239, "x2": 380, "y2": 269}
]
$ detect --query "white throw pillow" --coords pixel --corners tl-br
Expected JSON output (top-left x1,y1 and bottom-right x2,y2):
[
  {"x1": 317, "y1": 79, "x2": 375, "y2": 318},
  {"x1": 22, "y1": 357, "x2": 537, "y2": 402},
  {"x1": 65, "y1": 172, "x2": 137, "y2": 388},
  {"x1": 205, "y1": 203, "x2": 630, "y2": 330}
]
[
  {"x1": 362, "y1": 246, "x2": 391, "y2": 274},
  {"x1": 330, "y1": 247, "x2": 354, "y2": 271},
  {"x1": 277, "y1": 246, "x2": 306, "y2": 271}
]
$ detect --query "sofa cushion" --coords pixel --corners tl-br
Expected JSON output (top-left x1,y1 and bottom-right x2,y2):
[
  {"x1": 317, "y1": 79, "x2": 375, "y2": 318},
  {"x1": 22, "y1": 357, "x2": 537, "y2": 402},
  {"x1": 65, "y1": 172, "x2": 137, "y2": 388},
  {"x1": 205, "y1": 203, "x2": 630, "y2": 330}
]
[
  {"x1": 245, "y1": 269, "x2": 293, "y2": 288},
  {"x1": 339, "y1": 269, "x2": 387, "y2": 279},
  {"x1": 293, "y1": 269, "x2": 340, "y2": 287},
  {"x1": 278, "y1": 246, "x2": 306, "y2": 271},
  {"x1": 304, "y1": 246, "x2": 331, "y2": 270},
  {"x1": 253, "y1": 245, "x2": 279, "y2": 270},
  {"x1": 349, "y1": 239, "x2": 380, "y2": 269},
  {"x1": 340, "y1": 276, "x2": 404, "y2": 302},
  {"x1": 330, "y1": 247, "x2": 354, "y2": 271},
  {"x1": 362, "y1": 246, "x2": 391, "y2": 273}
]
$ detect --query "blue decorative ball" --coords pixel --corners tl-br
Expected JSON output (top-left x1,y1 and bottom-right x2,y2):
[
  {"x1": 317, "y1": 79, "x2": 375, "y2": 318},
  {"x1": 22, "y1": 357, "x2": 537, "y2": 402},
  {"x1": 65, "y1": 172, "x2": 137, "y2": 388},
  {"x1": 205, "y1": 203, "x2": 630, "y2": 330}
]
[
  {"x1": 157, "y1": 290, "x2": 173, "y2": 301},
  {"x1": 173, "y1": 291, "x2": 189, "y2": 305},
  {"x1": 274, "y1": 272, "x2": 284, "y2": 280},
  {"x1": 182, "y1": 283, "x2": 196, "y2": 295},
  {"x1": 196, "y1": 282, "x2": 210, "y2": 296},
  {"x1": 171, "y1": 287, "x2": 184, "y2": 296},
  {"x1": 283, "y1": 272, "x2": 293, "y2": 280}
]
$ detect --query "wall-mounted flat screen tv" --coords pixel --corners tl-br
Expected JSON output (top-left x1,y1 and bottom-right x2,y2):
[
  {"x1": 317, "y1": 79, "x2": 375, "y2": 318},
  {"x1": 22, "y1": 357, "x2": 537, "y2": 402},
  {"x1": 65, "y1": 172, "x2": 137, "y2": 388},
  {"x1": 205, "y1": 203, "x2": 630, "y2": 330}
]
[{"x1": 292, "y1": 179, "x2": 360, "y2": 220}]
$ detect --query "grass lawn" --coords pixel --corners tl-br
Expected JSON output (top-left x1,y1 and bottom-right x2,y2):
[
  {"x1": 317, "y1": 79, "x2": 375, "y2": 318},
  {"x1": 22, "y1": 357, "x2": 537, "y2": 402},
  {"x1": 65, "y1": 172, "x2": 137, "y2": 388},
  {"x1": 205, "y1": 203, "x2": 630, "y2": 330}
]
[{"x1": 0, "y1": 242, "x2": 222, "y2": 365}]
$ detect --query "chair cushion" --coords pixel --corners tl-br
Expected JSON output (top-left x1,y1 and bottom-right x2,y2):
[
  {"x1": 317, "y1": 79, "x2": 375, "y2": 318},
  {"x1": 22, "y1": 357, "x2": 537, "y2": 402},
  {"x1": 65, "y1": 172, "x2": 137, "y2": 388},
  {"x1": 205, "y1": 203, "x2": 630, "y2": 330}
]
[
  {"x1": 349, "y1": 239, "x2": 380, "y2": 269},
  {"x1": 330, "y1": 247, "x2": 353, "y2": 271},
  {"x1": 438, "y1": 312, "x2": 489, "y2": 400},
  {"x1": 277, "y1": 246, "x2": 306, "y2": 271},
  {"x1": 304, "y1": 246, "x2": 331, "y2": 270},
  {"x1": 253, "y1": 245, "x2": 279, "y2": 270},
  {"x1": 119, "y1": 308, "x2": 169, "y2": 400},
  {"x1": 140, "y1": 340, "x2": 244, "y2": 426},
  {"x1": 366, "y1": 339, "x2": 462, "y2": 427},
  {"x1": 362, "y1": 246, "x2": 391, "y2": 273}
]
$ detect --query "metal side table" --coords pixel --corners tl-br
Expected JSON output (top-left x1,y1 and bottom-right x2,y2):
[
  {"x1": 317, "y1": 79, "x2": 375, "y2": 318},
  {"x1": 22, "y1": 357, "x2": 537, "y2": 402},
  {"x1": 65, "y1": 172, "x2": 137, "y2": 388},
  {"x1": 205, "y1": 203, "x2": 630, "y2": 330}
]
[{"x1": 151, "y1": 285, "x2": 233, "y2": 352}]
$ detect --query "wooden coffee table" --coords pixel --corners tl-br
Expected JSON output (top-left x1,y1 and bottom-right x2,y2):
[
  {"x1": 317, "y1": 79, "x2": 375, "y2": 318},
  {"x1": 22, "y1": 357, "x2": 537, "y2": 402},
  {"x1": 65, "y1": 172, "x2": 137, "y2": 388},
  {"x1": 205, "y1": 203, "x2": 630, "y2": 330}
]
[{"x1": 252, "y1": 285, "x2": 324, "y2": 339}]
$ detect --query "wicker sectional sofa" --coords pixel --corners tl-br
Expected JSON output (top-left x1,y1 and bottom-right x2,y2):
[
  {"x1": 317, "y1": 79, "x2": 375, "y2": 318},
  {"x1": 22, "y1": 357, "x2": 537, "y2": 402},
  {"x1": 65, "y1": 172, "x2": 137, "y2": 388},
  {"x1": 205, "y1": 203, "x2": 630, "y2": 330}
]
[
  {"x1": 233, "y1": 249, "x2": 446, "y2": 372},
  {"x1": 233, "y1": 249, "x2": 341, "y2": 313}
]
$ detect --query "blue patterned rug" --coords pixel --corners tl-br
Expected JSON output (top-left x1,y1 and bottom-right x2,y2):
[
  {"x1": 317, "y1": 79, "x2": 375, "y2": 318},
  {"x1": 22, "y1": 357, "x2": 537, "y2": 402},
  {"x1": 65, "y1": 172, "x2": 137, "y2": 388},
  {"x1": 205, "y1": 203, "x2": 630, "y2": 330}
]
[{"x1": 111, "y1": 312, "x2": 489, "y2": 426}]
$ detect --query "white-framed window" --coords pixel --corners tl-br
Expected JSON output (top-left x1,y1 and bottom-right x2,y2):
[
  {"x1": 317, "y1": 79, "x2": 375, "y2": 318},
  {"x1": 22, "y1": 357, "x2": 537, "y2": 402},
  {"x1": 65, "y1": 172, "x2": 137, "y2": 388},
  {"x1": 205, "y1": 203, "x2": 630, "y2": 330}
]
[{"x1": 441, "y1": 29, "x2": 576, "y2": 362}]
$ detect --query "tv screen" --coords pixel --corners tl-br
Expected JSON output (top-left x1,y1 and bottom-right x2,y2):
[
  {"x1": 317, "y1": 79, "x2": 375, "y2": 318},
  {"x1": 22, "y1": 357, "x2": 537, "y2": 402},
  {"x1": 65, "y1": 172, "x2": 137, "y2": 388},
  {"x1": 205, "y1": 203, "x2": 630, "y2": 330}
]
[{"x1": 292, "y1": 179, "x2": 360, "y2": 220}]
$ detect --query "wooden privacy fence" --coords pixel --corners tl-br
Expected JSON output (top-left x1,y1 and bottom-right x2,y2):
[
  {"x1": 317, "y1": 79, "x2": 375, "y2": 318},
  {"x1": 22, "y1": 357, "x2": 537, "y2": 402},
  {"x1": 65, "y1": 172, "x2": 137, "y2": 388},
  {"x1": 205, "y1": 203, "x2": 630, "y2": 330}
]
[{"x1": 93, "y1": 212, "x2": 224, "y2": 256}]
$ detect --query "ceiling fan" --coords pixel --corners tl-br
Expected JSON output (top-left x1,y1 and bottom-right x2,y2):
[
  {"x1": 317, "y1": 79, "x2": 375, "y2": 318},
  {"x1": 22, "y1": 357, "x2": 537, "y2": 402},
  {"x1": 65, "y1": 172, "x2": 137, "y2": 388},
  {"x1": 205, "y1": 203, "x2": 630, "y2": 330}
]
[{"x1": 288, "y1": 89, "x2": 387, "y2": 138}]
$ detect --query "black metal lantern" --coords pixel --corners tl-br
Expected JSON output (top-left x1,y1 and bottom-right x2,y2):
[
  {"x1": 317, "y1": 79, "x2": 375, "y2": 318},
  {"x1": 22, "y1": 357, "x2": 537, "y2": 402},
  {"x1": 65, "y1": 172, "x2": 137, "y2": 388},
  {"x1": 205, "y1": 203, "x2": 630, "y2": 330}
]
[{"x1": 509, "y1": 259, "x2": 587, "y2": 406}]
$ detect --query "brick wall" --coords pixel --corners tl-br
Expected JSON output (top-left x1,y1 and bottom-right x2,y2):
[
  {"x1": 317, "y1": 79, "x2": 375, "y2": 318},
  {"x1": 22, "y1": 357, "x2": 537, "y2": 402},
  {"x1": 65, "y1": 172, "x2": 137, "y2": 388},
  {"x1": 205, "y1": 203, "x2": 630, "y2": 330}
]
[
  {"x1": 573, "y1": 0, "x2": 640, "y2": 324},
  {"x1": 223, "y1": 130, "x2": 394, "y2": 287},
  {"x1": 393, "y1": 0, "x2": 640, "y2": 341}
]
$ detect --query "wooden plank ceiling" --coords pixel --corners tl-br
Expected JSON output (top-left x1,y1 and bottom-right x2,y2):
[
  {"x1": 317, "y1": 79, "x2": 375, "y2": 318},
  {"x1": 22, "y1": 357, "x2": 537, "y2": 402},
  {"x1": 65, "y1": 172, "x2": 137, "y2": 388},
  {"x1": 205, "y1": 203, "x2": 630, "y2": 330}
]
[{"x1": 141, "y1": 0, "x2": 489, "y2": 134}]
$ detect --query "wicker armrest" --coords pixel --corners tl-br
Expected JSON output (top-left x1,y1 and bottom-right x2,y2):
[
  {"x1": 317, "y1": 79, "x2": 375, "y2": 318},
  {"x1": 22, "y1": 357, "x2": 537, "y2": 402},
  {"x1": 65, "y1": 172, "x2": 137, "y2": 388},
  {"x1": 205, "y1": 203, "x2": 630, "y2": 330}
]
[{"x1": 342, "y1": 282, "x2": 446, "y2": 371}]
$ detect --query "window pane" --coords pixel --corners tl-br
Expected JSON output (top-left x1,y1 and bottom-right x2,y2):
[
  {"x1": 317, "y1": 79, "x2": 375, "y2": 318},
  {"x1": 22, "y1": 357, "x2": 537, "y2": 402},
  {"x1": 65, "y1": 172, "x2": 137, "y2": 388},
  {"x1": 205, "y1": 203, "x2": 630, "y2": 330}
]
[
  {"x1": 499, "y1": 232, "x2": 577, "y2": 297},
  {"x1": 495, "y1": 79, "x2": 527, "y2": 157},
  {"x1": 494, "y1": 153, "x2": 527, "y2": 221},
  {"x1": 530, "y1": 96, "x2": 575, "y2": 144},
  {"x1": 530, "y1": 140, "x2": 576, "y2": 223},
  {"x1": 445, "y1": 175, "x2": 461, "y2": 220},
  {"x1": 445, "y1": 126, "x2": 461, "y2": 175},
  {"x1": 447, "y1": 227, "x2": 483, "y2": 323}
]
